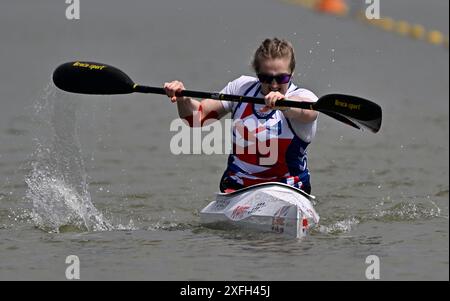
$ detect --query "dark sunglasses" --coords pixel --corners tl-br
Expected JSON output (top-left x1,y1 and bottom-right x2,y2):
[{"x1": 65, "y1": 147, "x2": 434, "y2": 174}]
[{"x1": 257, "y1": 73, "x2": 292, "y2": 84}]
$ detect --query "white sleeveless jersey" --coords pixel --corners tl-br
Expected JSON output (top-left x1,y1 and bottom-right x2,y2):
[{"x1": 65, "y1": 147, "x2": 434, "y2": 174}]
[
  {"x1": 220, "y1": 76, "x2": 318, "y2": 143},
  {"x1": 219, "y1": 76, "x2": 318, "y2": 188}
]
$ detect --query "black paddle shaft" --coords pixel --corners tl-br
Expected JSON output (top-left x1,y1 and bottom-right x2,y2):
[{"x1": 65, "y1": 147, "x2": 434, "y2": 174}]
[
  {"x1": 52, "y1": 61, "x2": 382, "y2": 133},
  {"x1": 133, "y1": 85, "x2": 314, "y2": 109}
]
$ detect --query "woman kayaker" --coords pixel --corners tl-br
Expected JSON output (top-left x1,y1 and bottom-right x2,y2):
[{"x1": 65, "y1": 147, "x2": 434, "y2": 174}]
[{"x1": 164, "y1": 37, "x2": 318, "y2": 194}]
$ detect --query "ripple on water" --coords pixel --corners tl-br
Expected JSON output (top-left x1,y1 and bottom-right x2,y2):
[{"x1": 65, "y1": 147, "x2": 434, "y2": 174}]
[
  {"x1": 314, "y1": 196, "x2": 445, "y2": 236},
  {"x1": 370, "y1": 197, "x2": 444, "y2": 221}
]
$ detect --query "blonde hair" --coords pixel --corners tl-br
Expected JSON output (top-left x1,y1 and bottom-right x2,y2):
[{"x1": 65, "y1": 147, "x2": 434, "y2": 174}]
[{"x1": 252, "y1": 38, "x2": 296, "y2": 73}]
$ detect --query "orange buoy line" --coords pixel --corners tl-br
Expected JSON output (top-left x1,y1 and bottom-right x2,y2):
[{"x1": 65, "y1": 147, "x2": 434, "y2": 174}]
[
  {"x1": 315, "y1": 0, "x2": 348, "y2": 16},
  {"x1": 282, "y1": 0, "x2": 448, "y2": 49}
]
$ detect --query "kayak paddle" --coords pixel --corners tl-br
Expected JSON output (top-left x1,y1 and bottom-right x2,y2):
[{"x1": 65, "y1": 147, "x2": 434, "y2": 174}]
[{"x1": 52, "y1": 61, "x2": 382, "y2": 133}]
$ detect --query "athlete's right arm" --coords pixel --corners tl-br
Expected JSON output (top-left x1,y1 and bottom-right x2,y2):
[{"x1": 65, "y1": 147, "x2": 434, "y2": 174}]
[{"x1": 164, "y1": 81, "x2": 228, "y2": 127}]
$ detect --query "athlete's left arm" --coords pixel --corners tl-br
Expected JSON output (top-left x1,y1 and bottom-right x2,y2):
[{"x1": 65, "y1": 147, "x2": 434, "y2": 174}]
[{"x1": 281, "y1": 95, "x2": 318, "y2": 123}]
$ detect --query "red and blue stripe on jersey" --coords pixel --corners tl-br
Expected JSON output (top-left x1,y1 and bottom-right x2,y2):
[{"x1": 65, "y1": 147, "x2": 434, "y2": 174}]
[{"x1": 220, "y1": 82, "x2": 311, "y2": 191}]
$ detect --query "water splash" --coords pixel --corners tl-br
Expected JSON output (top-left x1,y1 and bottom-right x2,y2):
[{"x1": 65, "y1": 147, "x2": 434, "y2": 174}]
[
  {"x1": 25, "y1": 83, "x2": 112, "y2": 233},
  {"x1": 318, "y1": 217, "x2": 360, "y2": 235},
  {"x1": 26, "y1": 169, "x2": 111, "y2": 232},
  {"x1": 371, "y1": 199, "x2": 444, "y2": 222}
]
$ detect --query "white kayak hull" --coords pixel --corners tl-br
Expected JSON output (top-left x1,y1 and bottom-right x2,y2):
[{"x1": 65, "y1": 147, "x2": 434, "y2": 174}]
[{"x1": 200, "y1": 182, "x2": 320, "y2": 238}]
